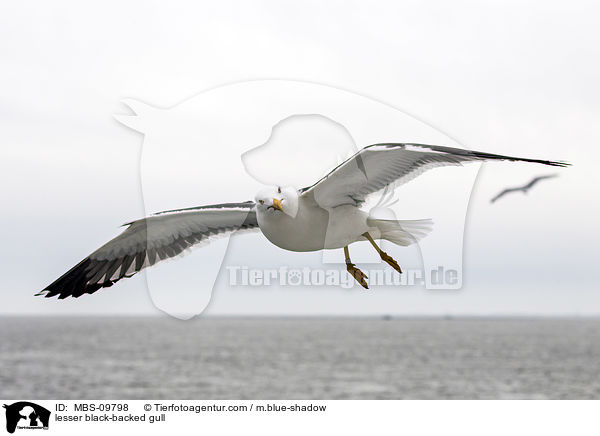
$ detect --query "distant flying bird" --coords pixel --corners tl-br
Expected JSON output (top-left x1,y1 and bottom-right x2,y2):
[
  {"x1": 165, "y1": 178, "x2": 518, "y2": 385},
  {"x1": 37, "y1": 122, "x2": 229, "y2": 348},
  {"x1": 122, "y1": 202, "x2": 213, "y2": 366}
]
[
  {"x1": 490, "y1": 174, "x2": 559, "y2": 203},
  {"x1": 37, "y1": 143, "x2": 568, "y2": 298}
]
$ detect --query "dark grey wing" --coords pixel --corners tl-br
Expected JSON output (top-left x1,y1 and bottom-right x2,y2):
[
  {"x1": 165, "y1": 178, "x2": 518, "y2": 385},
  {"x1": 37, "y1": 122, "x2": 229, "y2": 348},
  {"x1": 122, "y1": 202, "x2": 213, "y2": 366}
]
[
  {"x1": 38, "y1": 202, "x2": 258, "y2": 299},
  {"x1": 523, "y1": 174, "x2": 559, "y2": 189},
  {"x1": 299, "y1": 143, "x2": 568, "y2": 208},
  {"x1": 492, "y1": 174, "x2": 559, "y2": 202},
  {"x1": 490, "y1": 187, "x2": 521, "y2": 203}
]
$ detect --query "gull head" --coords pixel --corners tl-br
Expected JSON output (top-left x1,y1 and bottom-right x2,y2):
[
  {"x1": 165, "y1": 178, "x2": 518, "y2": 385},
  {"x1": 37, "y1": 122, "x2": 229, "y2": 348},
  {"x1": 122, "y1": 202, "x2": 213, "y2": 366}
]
[{"x1": 255, "y1": 186, "x2": 299, "y2": 218}]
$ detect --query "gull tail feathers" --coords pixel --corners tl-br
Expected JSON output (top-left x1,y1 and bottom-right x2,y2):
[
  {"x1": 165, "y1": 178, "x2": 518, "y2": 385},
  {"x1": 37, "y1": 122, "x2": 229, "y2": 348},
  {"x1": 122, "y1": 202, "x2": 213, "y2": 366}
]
[{"x1": 366, "y1": 218, "x2": 433, "y2": 246}]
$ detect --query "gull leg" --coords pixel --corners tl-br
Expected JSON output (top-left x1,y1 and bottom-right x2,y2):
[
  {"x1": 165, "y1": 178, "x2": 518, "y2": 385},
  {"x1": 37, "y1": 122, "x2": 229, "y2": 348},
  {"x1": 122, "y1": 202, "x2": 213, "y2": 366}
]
[
  {"x1": 344, "y1": 246, "x2": 368, "y2": 289},
  {"x1": 363, "y1": 232, "x2": 402, "y2": 274}
]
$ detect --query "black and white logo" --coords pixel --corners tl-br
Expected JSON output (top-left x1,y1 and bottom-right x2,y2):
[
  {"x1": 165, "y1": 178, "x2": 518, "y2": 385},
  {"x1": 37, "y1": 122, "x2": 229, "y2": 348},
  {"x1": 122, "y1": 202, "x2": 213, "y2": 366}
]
[{"x1": 3, "y1": 402, "x2": 50, "y2": 434}]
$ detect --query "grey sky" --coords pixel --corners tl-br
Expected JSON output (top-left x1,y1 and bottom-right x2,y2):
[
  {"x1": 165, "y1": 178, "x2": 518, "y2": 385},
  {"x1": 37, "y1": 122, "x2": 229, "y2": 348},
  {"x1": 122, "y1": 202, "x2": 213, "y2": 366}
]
[{"x1": 1, "y1": 0, "x2": 599, "y2": 316}]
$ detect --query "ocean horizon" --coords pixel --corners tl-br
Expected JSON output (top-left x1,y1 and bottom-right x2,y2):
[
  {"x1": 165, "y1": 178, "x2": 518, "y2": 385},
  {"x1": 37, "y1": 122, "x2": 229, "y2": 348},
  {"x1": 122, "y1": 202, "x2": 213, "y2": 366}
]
[{"x1": 1, "y1": 316, "x2": 599, "y2": 399}]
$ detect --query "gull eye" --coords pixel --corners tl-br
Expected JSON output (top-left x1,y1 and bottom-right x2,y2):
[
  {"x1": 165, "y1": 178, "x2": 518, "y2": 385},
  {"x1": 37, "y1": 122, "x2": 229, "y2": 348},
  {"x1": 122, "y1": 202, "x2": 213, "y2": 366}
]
[
  {"x1": 258, "y1": 199, "x2": 264, "y2": 204},
  {"x1": 277, "y1": 186, "x2": 282, "y2": 194}
]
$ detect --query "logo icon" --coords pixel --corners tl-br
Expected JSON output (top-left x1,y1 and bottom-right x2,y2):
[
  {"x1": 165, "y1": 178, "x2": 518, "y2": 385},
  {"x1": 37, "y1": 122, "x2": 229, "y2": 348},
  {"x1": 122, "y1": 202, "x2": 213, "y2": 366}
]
[
  {"x1": 114, "y1": 80, "x2": 476, "y2": 318},
  {"x1": 3, "y1": 402, "x2": 50, "y2": 434}
]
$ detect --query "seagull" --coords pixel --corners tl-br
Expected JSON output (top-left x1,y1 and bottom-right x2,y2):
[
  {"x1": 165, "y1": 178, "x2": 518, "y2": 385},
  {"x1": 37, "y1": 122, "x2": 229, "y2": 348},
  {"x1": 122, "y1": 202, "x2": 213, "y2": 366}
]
[
  {"x1": 490, "y1": 174, "x2": 559, "y2": 203},
  {"x1": 37, "y1": 143, "x2": 568, "y2": 298}
]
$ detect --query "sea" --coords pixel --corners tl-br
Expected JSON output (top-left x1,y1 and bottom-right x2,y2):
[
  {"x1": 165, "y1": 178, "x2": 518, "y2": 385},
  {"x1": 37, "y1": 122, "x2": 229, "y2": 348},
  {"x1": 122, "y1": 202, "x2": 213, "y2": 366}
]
[{"x1": 1, "y1": 317, "x2": 599, "y2": 399}]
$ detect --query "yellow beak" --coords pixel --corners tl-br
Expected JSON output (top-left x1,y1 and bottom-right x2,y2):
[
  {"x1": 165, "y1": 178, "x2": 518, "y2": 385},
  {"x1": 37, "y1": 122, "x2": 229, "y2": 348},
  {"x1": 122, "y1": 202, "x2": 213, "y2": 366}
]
[{"x1": 272, "y1": 198, "x2": 283, "y2": 211}]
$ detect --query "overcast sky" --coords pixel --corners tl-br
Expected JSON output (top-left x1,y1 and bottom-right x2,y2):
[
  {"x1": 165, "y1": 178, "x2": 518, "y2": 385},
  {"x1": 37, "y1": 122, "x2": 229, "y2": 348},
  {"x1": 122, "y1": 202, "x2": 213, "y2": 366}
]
[{"x1": 1, "y1": 0, "x2": 599, "y2": 316}]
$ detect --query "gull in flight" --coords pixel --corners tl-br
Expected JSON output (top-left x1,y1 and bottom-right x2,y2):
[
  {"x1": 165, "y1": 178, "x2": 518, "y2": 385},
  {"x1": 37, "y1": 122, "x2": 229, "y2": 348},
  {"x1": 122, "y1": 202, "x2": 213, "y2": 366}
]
[
  {"x1": 490, "y1": 174, "x2": 558, "y2": 203},
  {"x1": 37, "y1": 143, "x2": 568, "y2": 297}
]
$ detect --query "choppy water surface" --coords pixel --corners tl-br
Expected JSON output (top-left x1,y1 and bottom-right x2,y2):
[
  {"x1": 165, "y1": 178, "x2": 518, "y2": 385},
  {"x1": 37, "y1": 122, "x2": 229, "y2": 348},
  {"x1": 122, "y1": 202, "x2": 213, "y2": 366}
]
[{"x1": 1, "y1": 317, "x2": 599, "y2": 399}]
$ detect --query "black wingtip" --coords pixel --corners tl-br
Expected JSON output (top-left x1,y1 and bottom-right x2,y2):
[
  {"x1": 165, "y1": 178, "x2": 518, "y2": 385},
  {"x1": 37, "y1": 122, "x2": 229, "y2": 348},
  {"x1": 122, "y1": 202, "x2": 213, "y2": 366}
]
[
  {"x1": 37, "y1": 257, "x2": 111, "y2": 300},
  {"x1": 542, "y1": 160, "x2": 570, "y2": 168}
]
